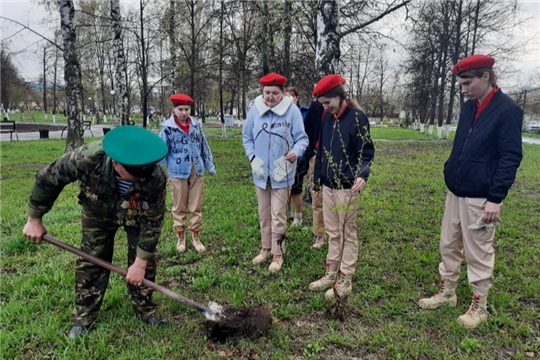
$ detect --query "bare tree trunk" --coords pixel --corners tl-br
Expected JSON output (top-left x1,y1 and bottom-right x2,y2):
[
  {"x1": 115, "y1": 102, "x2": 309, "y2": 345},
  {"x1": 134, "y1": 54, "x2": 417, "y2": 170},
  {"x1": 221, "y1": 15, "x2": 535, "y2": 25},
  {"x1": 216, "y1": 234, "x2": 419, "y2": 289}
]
[
  {"x1": 139, "y1": 0, "x2": 149, "y2": 128},
  {"x1": 446, "y1": 0, "x2": 463, "y2": 135},
  {"x1": 260, "y1": 0, "x2": 270, "y2": 75},
  {"x1": 437, "y1": 2, "x2": 451, "y2": 128},
  {"x1": 219, "y1": 0, "x2": 224, "y2": 125},
  {"x1": 316, "y1": 0, "x2": 340, "y2": 77},
  {"x1": 169, "y1": 0, "x2": 177, "y2": 93},
  {"x1": 189, "y1": 0, "x2": 196, "y2": 116},
  {"x1": 283, "y1": 0, "x2": 292, "y2": 80},
  {"x1": 43, "y1": 47, "x2": 48, "y2": 115},
  {"x1": 471, "y1": 0, "x2": 480, "y2": 54},
  {"x1": 53, "y1": 48, "x2": 58, "y2": 116},
  {"x1": 58, "y1": 0, "x2": 84, "y2": 152},
  {"x1": 110, "y1": 0, "x2": 128, "y2": 125}
]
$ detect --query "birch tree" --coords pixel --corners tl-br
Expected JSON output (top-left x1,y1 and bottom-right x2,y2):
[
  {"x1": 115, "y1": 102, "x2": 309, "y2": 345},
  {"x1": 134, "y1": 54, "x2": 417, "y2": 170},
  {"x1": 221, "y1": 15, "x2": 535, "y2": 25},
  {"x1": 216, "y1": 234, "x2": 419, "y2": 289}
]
[
  {"x1": 315, "y1": 0, "x2": 411, "y2": 77},
  {"x1": 110, "y1": 0, "x2": 129, "y2": 125},
  {"x1": 59, "y1": 0, "x2": 84, "y2": 152}
]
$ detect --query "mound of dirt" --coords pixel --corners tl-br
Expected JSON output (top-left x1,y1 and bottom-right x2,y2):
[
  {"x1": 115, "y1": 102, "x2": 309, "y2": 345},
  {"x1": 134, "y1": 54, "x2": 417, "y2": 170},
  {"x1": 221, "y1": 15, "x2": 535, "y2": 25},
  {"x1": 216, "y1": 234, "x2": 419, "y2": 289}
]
[{"x1": 209, "y1": 306, "x2": 273, "y2": 342}]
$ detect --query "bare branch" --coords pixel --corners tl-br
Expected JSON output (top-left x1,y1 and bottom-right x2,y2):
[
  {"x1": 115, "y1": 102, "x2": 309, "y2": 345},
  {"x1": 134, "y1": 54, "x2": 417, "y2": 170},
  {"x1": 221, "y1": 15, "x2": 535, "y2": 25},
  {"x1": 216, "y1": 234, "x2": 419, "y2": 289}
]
[
  {"x1": 0, "y1": 16, "x2": 63, "y2": 52},
  {"x1": 340, "y1": 0, "x2": 412, "y2": 38}
]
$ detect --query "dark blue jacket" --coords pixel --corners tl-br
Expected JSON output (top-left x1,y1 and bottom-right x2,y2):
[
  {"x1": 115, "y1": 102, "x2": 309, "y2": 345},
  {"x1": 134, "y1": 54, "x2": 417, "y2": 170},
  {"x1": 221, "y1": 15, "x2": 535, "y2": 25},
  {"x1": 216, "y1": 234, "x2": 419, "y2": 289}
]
[
  {"x1": 444, "y1": 90, "x2": 522, "y2": 203},
  {"x1": 314, "y1": 105, "x2": 375, "y2": 190},
  {"x1": 303, "y1": 101, "x2": 324, "y2": 160}
]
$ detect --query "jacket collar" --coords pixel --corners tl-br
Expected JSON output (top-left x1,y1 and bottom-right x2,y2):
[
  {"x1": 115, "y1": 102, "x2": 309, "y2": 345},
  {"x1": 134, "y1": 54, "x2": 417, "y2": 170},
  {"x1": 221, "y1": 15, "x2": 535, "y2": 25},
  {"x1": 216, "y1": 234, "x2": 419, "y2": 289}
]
[
  {"x1": 163, "y1": 115, "x2": 198, "y2": 132},
  {"x1": 254, "y1": 95, "x2": 293, "y2": 117}
]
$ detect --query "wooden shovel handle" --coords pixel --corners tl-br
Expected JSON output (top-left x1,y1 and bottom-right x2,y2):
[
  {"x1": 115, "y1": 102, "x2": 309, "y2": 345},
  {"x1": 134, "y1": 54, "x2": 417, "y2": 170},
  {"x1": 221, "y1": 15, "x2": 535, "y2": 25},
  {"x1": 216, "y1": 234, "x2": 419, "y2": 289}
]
[{"x1": 42, "y1": 234, "x2": 211, "y2": 315}]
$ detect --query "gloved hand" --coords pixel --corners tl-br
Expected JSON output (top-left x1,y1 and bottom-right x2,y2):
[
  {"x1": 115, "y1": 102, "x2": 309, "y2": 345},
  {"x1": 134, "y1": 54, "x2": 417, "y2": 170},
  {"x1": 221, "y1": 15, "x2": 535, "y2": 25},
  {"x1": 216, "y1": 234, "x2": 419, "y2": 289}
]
[
  {"x1": 273, "y1": 156, "x2": 293, "y2": 182},
  {"x1": 251, "y1": 157, "x2": 265, "y2": 179}
]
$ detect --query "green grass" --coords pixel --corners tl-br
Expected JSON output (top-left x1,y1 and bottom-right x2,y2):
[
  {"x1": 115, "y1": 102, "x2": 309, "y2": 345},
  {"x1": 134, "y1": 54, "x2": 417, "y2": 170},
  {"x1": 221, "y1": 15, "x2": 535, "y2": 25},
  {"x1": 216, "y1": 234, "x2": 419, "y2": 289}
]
[
  {"x1": 370, "y1": 126, "x2": 456, "y2": 140},
  {"x1": 1, "y1": 132, "x2": 539, "y2": 359},
  {"x1": 523, "y1": 131, "x2": 540, "y2": 139}
]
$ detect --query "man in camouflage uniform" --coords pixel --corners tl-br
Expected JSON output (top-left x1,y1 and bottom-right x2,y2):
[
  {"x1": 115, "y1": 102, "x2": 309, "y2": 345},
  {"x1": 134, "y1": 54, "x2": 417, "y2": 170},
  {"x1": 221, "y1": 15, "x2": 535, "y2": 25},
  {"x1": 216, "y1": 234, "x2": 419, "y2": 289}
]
[{"x1": 23, "y1": 126, "x2": 169, "y2": 338}]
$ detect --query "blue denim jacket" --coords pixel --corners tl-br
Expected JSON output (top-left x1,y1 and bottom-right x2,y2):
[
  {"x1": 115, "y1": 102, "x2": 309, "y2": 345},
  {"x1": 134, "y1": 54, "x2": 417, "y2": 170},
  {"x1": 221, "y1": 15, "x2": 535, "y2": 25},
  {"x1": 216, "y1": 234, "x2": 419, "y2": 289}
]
[{"x1": 159, "y1": 116, "x2": 216, "y2": 179}]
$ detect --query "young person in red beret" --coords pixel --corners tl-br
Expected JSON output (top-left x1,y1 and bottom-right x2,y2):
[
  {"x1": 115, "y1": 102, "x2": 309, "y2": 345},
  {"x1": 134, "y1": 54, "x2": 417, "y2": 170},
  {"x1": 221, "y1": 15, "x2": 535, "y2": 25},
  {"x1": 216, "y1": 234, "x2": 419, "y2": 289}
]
[
  {"x1": 419, "y1": 55, "x2": 523, "y2": 328},
  {"x1": 159, "y1": 94, "x2": 216, "y2": 254},
  {"x1": 309, "y1": 74, "x2": 375, "y2": 299},
  {"x1": 284, "y1": 86, "x2": 309, "y2": 227},
  {"x1": 242, "y1": 73, "x2": 308, "y2": 273}
]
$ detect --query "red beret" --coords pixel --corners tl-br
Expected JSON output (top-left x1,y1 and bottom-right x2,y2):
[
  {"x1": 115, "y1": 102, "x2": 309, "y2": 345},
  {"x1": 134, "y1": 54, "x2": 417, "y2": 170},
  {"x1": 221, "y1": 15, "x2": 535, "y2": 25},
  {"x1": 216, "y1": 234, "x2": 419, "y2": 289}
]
[
  {"x1": 453, "y1": 55, "x2": 495, "y2": 75},
  {"x1": 259, "y1": 73, "x2": 287, "y2": 86},
  {"x1": 312, "y1": 74, "x2": 346, "y2": 97},
  {"x1": 169, "y1": 93, "x2": 194, "y2": 105}
]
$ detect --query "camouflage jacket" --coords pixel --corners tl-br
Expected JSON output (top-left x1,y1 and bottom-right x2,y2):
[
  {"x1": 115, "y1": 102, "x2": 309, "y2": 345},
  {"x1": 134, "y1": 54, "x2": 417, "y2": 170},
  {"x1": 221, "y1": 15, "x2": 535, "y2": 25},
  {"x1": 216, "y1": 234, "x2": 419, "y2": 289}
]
[{"x1": 28, "y1": 142, "x2": 167, "y2": 260}]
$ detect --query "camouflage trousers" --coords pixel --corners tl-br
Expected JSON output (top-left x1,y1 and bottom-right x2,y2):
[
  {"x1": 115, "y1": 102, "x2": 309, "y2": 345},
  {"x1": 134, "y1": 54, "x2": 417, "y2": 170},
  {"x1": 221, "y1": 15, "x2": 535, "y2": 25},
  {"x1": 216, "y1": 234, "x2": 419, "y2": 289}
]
[{"x1": 72, "y1": 211, "x2": 157, "y2": 326}]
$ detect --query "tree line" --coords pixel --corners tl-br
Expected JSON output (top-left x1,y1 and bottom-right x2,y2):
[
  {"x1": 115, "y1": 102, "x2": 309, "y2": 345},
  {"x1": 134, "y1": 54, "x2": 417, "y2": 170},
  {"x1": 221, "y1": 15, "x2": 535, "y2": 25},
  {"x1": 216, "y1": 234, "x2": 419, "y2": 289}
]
[{"x1": 0, "y1": 0, "x2": 535, "y2": 151}]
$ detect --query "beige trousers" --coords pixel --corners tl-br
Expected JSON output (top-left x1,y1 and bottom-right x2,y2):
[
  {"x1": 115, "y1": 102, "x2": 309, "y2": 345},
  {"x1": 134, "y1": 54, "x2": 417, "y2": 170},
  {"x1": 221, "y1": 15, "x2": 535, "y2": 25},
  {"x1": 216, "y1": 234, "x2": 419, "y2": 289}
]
[
  {"x1": 322, "y1": 186, "x2": 359, "y2": 277},
  {"x1": 438, "y1": 191, "x2": 497, "y2": 297},
  {"x1": 309, "y1": 155, "x2": 325, "y2": 237},
  {"x1": 255, "y1": 185, "x2": 290, "y2": 255},
  {"x1": 168, "y1": 164, "x2": 204, "y2": 232}
]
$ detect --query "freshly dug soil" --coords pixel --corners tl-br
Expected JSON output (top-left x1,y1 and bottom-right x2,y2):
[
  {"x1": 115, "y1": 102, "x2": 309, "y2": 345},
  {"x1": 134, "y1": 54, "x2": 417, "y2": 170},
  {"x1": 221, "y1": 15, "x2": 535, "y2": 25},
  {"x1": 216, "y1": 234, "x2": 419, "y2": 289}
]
[
  {"x1": 13, "y1": 123, "x2": 66, "y2": 133},
  {"x1": 208, "y1": 306, "x2": 273, "y2": 342}
]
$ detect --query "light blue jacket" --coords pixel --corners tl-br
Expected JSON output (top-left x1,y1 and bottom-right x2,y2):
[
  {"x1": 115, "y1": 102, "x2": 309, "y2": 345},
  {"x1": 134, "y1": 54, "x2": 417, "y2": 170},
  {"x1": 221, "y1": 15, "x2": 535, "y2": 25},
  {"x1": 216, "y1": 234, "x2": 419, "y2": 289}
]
[
  {"x1": 242, "y1": 95, "x2": 308, "y2": 189},
  {"x1": 159, "y1": 116, "x2": 216, "y2": 179}
]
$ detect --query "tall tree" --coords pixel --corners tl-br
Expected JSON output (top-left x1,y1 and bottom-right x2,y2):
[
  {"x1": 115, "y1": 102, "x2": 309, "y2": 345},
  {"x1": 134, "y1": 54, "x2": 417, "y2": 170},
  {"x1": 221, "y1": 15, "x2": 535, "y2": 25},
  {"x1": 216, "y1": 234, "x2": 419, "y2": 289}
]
[
  {"x1": 58, "y1": 0, "x2": 84, "y2": 152},
  {"x1": 315, "y1": 0, "x2": 411, "y2": 76},
  {"x1": 110, "y1": 0, "x2": 129, "y2": 125}
]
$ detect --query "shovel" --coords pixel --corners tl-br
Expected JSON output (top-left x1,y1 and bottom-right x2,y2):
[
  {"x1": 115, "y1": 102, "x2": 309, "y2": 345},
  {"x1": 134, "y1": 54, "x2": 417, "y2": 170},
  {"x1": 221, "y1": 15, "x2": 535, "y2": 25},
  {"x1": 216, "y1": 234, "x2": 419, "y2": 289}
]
[{"x1": 42, "y1": 234, "x2": 224, "y2": 322}]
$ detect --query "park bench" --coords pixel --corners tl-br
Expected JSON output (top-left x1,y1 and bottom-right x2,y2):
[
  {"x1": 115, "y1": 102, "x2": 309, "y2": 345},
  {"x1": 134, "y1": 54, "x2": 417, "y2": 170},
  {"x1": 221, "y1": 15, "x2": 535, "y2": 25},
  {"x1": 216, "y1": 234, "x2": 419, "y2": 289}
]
[
  {"x1": 0, "y1": 120, "x2": 18, "y2": 140},
  {"x1": 20, "y1": 113, "x2": 36, "y2": 122},
  {"x1": 61, "y1": 121, "x2": 93, "y2": 137}
]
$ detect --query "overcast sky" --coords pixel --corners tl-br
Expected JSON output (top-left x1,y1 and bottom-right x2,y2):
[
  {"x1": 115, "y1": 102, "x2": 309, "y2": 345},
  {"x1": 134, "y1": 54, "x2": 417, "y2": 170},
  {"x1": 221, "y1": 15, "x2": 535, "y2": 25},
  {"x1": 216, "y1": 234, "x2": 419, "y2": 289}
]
[{"x1": 1, "y1": 0, "x2": 539, "y2": 92}]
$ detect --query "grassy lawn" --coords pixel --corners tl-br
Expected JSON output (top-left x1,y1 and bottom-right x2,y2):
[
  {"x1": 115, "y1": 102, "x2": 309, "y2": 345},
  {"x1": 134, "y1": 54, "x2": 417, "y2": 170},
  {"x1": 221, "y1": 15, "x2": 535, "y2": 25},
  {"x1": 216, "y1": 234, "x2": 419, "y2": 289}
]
[
  {"x1": 1, "y1": 133, "x2": 539, "y2": 359},
  {"x1": 523, "y1": 131, "x2": 540, "y2": 139}
]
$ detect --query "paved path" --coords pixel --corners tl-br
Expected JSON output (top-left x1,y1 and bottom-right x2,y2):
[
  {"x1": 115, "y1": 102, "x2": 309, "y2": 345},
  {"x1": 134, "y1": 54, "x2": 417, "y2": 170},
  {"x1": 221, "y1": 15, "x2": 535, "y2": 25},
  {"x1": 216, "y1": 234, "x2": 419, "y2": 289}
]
[
  {"x1": 1, "y1": 124, "x2": 159, "y2": 142},
  {"x1": 522, "y1": 137, "x2": 540, "y2": 145}
]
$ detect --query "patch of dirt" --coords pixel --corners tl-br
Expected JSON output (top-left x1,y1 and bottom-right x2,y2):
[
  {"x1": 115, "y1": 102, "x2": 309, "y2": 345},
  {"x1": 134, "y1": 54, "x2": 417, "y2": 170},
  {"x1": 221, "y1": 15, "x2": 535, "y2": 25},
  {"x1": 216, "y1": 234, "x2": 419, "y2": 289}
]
[{"x1": 208, "y1": 306, "x2": 273, "y2": 342}]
